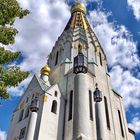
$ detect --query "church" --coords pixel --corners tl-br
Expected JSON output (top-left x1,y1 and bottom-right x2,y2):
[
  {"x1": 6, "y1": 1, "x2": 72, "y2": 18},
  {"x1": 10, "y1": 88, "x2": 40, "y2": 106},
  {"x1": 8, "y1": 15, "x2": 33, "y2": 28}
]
[{"x1": 7, "y1": 3, "x2": 135, "y2": 140}]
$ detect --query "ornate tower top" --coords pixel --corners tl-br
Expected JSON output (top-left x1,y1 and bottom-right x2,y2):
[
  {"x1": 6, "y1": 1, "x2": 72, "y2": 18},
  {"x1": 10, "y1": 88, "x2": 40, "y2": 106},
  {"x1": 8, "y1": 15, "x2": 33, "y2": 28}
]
[
  {"x1": 65, "y1": 3, "x2": 88, "y2": 30},
  {"x1": 40, "y1": 65, "x2": 51, "y2": 76},
  {"x1": 71, "y1": 3, "x2": 86, "y2": 14}
]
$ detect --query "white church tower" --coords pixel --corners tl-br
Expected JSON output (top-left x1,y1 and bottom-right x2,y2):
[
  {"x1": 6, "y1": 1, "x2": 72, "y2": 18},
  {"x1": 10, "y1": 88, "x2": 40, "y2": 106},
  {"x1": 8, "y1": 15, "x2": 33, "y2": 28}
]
[{"x1": 7, "y1": 3, "x2": 135, "y2": 140}]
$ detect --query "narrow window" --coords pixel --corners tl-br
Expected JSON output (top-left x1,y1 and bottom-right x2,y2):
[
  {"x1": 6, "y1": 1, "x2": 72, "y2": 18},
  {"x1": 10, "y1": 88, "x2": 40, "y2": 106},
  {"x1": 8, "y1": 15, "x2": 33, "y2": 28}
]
[
  {"x1": 99, "y1": 52, "x2": 102, "y2": 66},
  {"x1": 118, "y1": 110, "x2": 124, "y2": 137},
  {"x1": 54, "y1": 91, "x2": 58, "y2": 97},
  {"x1": 19, "y1": 127, "x2": 26, "y2": 139},
  {"x1": 51, "y1": 100, "x2": 57, "y2": 114},
  {"x1": 55, "y1": 51, "x2": 59, "y2": 65},
  {"x1": 104, "y1": 96, "x2": 110, "y2": 129},
  {"x1": 89, "y1": 90, "x2": 93, "y2": 121},
  {"x1": 19, "y1": 109, "x2": 24, "y2": 122},
  {"x1": 24, "y1": 106, "x2": 30, "y2": 118},
  {"x1": 68, "y1": 91, "x2": 73, "y2": 121}
]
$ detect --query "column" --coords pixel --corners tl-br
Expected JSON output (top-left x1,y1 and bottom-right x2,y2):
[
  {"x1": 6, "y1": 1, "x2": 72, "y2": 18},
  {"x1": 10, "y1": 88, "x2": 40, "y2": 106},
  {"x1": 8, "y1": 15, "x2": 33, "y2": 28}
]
[
  {"x1": 73, "y1": 73, "x2": 91, "y2": 140},
  {"x1": 26, "y1": 98, "x2": 39, "y2": 140}
]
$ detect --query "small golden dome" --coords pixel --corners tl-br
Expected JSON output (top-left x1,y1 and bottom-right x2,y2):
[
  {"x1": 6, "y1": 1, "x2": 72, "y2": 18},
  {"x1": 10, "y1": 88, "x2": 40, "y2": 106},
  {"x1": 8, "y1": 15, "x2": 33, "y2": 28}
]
[
  {"x1": 40, "y1": 65, "x2": 51, "y2": 76},
  {"x1": 71, "y1": 3, "x2": 86, "y2": 14}
]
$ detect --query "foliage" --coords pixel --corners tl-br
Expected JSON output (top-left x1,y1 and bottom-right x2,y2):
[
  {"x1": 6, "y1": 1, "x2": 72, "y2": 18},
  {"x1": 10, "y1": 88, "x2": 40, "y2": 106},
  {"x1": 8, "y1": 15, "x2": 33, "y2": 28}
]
[{"x1": 0, "y1": 0, "x2": 30, "y2": 99}]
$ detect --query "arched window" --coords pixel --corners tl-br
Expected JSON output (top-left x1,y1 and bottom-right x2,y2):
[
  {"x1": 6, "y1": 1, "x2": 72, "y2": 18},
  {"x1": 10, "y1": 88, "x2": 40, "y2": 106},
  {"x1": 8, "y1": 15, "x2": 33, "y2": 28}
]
[
  {"x1": 68, "y1": 91, "x2": 73, "y2": 121},
  {"x1": 51, "y1": 100, "x2": 57, "y2": 114},
  {"x1": 99, "y1": 52, "x2": 102, "y2": 66},
  {"x1": 24, "y1": 106, "x2": 30, "y2": 118},
  {"x1": 55, "y1": 51, "x2": 59, "y2": 65},
  {"x1": 104, "y1": 96, "x2": 110, "y2": 129},
  {"x1": 89, "y1": 90, "x2": 93, "y2": 121},
  {"x1": 19, "y1": 109, "x2": 24, "y2": 122},
  {"x1": 118, "y1": 110, "x2": 124, "y2": 137}
]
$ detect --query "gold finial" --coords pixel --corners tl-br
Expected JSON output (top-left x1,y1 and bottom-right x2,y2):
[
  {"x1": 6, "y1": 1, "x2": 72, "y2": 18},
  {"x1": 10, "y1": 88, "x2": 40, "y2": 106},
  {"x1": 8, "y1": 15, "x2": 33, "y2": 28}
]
[
  {"x1": 71, "y1": 3, "x2": 86, "y2": 14},
  {"x1": 40, "y1": 65, "x2": 51, "y2": 76}
]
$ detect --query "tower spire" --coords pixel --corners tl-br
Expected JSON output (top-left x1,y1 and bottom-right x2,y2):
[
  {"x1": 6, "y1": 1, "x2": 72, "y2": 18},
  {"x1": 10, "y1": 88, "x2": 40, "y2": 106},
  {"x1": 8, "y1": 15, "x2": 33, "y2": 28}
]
[{"x1": 65, "y1": 3, "x2": 88, "y2": 30}]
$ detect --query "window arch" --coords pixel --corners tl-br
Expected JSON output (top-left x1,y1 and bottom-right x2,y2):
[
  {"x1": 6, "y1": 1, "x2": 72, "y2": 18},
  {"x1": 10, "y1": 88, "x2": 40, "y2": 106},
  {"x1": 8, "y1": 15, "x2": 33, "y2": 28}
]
[
  {"x1": 104, "y1": 96, "x2": 110, "y2": 129},
  {"x1": 89, "y1": 90, "x2": 93, "y2": 121},
  {"x1": 68, "y1": 91, "x2": 73, "y2": 121},
  {"x1": 51, "y1": 100, "x2": 57, "y2": 114},
  {"x1": 55, "y1": 51, "x2": 59, "y2": 65}
]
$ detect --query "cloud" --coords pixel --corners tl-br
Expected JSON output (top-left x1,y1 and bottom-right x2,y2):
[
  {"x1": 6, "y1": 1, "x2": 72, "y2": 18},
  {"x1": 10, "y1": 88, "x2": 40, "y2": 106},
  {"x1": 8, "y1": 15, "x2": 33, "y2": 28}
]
[
  {"x1": 128, "y1": 117, "x2": 140, "y2": 133},
  {"x1": 110, "y1": 65, "x2": 140, "y2": 109},
  {"x1": 8, "y1": 0, "x2": 70, "y2": 74},
  {"x1": 127, "y1": 0, "x2": 140, "y2": 21},
  {"x1": 0, "y1": 130, "x2": 7, "y2": 140},
  {"x1": 89, "y1": 10, "x2": 139, "y2": 69},
  {"x1": 6, "y1": 0, "x2": 70, "y2": 96},
  {"x1": 88, "y1": 9, "x2": 140, "y2": 109}
]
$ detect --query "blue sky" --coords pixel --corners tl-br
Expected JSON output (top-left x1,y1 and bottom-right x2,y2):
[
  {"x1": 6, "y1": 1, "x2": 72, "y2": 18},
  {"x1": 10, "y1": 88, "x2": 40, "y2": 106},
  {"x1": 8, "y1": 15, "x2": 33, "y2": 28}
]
[{"x1": 0, "y1": 0, "x2": 140, "y2": 139}]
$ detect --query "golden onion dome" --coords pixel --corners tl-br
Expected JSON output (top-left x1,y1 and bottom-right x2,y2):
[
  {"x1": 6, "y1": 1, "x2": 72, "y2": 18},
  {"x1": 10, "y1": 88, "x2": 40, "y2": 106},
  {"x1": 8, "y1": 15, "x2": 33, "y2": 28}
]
[
  {"x1": 71, "y1": 3, "x2": 86, "y2": 14},
  {"x1": 40, "y1": 65, "x2": 51, "y2": 76}
]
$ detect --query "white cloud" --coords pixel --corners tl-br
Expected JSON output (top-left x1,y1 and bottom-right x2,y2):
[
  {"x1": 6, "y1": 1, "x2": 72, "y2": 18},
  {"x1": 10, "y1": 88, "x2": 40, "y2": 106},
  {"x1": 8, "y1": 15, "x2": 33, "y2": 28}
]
[
  {"x1": 88, "y1": 9, "x2": 140, "y2": 109},
  {"x1": 110, "y1": 65, "x2": 140, "y2": 109},
  {"x1": 8, "y1": 0, "x2": 70, "y2": 74},
  {"x1": 0, "y1": 130, "x2": 7, "y2": 140},
  {"x1": 7, "y1": 0, "x2": 70, "y2": 96},
  {"x1": 89, "y1": 10, "x2": 139, "y2": 69},
  {"x1": 128, "y1": 117, "x2": 140, "y2": 133},
  {"x1": 127, "y1": 0, "x2": 140, "y2": 21}
]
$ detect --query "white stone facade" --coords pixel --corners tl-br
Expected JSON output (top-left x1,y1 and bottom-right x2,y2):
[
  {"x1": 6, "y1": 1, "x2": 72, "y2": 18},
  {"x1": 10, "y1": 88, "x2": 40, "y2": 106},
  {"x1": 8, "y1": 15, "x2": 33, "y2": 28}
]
[{"x1": 7, "y1": 3, "x2": 135, "y2": 140}]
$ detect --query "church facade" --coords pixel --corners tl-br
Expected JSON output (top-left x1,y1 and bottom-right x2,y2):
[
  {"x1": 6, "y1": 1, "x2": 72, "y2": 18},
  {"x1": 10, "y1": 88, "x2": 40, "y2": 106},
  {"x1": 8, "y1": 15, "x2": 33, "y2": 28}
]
[{"x1": 7, "y1": 3, "x2": 135, "y2": 140}]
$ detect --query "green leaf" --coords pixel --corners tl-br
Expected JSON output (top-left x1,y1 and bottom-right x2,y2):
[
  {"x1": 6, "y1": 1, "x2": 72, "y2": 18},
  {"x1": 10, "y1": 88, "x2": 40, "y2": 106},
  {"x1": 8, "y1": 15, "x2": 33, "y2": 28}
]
[
  {"x1": 0, "y1": 47, "x2": 20, "y2": 64},
  {"x1": 0, "y1": 0, "x2": 30, "y2": 100}
]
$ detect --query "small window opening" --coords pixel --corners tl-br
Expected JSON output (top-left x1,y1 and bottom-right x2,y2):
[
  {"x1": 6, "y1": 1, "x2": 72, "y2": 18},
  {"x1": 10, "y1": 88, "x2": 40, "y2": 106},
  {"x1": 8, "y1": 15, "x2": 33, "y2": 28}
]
[
  {"x1": 24, "y1": 106, "x2": 30, "y2": 118},
  {"x1": 68, "y1": 91, "x2": 73, "y2": 121},
  {"x1": 104, "y1": 96, "x2": 110, "y2": 130},
  {"x1": 118, "y1": 110, "x2": 125, "y2": 137},
  {"x1": 55, "y1": 51, "x2": 59, "y2": 65},
  {"x1": 19, "y1": 127, "x2": 26, "y2": 139},
  {"x1": 54, "y1": 91, "x2": 58, "y2": 97},
  {"x1": 19, "y1": 109, "x2": 24, "y2": 122},
  {"x1": 51, "y1": 100, "x2": 57, "y2": 114},
  {"x1": 89, "y1": 90, "x2": 93, "y2": 121},
  {"x1": 99, "y1": 52, "x2": 102, "y2": 66}
]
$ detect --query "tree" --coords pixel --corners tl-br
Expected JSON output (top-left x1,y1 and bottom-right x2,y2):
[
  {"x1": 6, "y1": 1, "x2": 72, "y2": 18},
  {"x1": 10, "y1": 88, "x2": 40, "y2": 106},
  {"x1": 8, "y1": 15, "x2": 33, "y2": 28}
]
[{"x1": 0, "y1": 0, "x2": 30, "y2": 99}]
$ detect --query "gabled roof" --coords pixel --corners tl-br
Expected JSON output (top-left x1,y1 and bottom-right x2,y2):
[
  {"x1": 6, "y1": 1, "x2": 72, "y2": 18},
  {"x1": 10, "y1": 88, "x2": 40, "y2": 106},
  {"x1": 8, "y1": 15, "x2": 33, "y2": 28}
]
[
  {"x1": 14, "y1": 75, "x2": 50, "y2": 112},
  {"x1": 35, "y1": 75, "x2": 49, "y2": 91}
]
